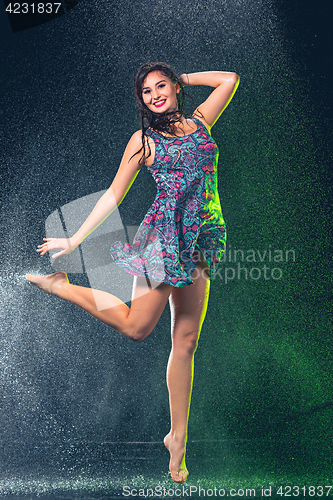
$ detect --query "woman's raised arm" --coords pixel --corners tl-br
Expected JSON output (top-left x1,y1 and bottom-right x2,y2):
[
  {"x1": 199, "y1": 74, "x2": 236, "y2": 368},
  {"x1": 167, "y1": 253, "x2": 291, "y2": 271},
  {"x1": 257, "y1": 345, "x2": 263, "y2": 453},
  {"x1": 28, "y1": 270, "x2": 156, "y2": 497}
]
[
  {"x1": 37, "y1": 130, "x2": 144, "y2": 259},
  {"x1": 180, "y1": 71, "x2": 240, "y2": 130}
]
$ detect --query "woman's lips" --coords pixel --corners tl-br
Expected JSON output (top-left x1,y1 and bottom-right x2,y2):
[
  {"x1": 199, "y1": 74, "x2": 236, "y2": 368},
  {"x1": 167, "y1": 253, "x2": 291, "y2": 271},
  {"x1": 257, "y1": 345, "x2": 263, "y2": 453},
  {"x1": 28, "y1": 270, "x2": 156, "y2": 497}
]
[{"x1": 154, "y1": 100, "x2": 166, "y2": 108}]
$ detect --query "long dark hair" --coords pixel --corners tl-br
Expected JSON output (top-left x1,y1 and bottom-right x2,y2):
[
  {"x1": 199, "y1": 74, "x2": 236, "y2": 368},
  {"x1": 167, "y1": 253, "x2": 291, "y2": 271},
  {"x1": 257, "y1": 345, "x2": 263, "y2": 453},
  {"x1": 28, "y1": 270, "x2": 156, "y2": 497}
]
[{"x1": 132, "y1": 61, "x2": 194, "y2": 163}]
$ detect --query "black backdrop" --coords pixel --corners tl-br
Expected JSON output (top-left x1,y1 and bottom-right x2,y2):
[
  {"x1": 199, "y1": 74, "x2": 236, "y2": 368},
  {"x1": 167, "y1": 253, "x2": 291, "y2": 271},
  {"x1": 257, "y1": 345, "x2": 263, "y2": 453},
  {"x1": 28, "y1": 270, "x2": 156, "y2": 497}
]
[{"x1": 0, "y1": 0, "x2": 332, "y2": 498}]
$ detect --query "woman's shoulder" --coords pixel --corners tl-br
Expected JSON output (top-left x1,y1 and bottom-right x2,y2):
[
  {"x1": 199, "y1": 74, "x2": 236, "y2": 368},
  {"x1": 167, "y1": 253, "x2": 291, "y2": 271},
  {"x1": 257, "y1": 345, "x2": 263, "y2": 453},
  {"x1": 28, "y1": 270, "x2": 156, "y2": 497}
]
[
  {"x1": 131, "y1": 128, "x2": 155, "y2": 140},
  {"x1": 124, "y1": 130, "x2": 143, "y2": 155},
  {"x1": 128, "y1": 129, "x2": 152, "y2": 148},
  {"x1": 131, "y1": 129, "x2": 143, "y2": 141},
  {"x1": 127, "y1": 129, "x2": 154, "y2": 165}
]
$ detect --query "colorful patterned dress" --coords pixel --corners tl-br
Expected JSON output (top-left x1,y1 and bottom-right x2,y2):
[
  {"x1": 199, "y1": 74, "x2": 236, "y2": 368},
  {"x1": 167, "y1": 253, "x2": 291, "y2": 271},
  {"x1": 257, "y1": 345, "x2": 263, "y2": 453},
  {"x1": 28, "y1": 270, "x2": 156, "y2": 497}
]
[{"x1": 110, "y1": 117, "x2": 226, "y2": 287}]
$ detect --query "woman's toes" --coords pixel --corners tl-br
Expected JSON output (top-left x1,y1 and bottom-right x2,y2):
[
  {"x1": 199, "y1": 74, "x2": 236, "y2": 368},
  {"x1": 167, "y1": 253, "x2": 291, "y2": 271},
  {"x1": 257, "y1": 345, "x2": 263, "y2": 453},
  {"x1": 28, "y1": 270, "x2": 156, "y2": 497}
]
[{"x1": 164, "y1": 432, "x2": 188, "y2": 484}]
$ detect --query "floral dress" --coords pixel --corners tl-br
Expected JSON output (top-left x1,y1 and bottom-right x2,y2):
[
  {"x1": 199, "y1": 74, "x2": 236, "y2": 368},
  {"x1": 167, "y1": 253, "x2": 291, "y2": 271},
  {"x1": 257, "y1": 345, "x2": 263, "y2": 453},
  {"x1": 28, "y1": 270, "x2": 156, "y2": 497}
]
[{"x1": 110, "y1": 117, "x2": 226, "y2": 287}]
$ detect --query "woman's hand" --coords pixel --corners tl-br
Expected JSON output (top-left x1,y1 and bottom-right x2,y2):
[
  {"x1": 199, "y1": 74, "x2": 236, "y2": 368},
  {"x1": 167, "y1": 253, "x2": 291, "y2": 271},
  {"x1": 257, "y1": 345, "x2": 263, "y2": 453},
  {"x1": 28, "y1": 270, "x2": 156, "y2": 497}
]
[{"x1": 37, "y1": 237, "x2": 78, "y2": 259}]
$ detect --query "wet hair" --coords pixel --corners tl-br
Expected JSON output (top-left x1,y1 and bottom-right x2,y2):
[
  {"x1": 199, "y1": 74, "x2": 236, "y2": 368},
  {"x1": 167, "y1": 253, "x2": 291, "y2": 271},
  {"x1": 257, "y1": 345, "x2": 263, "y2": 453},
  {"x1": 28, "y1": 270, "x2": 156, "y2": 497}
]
[{"x1": 132, "y1": 61, "x2": 194, "y2": 163}]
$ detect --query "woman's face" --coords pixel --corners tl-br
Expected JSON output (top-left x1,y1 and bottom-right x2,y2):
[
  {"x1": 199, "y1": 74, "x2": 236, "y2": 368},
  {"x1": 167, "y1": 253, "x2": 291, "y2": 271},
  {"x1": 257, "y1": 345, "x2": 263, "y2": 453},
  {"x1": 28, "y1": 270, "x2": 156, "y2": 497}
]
[{"x1": 141, "y1": 71, "x2": 180, "y2": 114}]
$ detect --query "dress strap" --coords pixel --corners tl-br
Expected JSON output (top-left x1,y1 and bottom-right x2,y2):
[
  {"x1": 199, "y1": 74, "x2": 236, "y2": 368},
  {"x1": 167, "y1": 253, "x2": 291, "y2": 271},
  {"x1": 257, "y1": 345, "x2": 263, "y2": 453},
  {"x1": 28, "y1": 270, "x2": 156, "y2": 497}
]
[
  {"x1": 191, "y1": 116, "x2": 210, "y2": 135},
  {"x1": 145, "y1": 128, "x2": 161, "y2": 139}
]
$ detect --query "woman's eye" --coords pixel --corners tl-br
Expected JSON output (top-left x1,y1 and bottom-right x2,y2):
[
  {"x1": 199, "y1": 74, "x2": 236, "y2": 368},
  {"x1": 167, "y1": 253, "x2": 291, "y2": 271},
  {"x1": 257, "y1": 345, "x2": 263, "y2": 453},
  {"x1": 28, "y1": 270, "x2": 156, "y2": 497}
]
[
  {"x1": 143, "y1": 90, "x2": 151, "y2": 95},
  {"x1": 158, "y1": 84, "x2": 165, "y2": 89}
]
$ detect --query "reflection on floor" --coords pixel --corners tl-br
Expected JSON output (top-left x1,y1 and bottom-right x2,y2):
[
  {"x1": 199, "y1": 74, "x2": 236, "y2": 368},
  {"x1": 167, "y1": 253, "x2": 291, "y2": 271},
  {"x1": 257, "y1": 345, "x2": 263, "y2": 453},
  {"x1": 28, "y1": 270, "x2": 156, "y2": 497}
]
[{"x1": 0, "y1": 439, "x2": 331, "y2": 499}]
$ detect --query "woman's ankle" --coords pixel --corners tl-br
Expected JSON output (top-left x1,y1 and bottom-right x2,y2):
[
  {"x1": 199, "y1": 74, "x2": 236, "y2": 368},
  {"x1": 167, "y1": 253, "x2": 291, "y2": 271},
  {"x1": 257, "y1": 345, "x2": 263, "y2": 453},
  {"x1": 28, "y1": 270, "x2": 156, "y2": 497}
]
[{"x1": 166, "y1": 430, "x2": 187, "y2": 444}]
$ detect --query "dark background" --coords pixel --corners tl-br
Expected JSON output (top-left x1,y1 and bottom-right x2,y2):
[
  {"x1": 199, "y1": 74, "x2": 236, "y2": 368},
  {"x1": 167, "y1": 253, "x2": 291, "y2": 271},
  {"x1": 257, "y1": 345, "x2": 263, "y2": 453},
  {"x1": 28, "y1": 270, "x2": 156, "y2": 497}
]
[{"x1": 0, "y1": 0, "x2": 332, "y2": 497}]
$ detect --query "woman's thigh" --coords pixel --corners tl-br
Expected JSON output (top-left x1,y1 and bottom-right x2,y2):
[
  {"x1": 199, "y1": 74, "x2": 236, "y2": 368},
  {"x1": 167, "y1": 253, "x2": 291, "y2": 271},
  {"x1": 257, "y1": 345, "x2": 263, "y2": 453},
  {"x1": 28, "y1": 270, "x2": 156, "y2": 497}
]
[
  {"x1": 169, "y1": 252, "x2": 211, "y2": 341},
  {"x1": 126, "y1": 276, "x2": 172, "y2": 339}
]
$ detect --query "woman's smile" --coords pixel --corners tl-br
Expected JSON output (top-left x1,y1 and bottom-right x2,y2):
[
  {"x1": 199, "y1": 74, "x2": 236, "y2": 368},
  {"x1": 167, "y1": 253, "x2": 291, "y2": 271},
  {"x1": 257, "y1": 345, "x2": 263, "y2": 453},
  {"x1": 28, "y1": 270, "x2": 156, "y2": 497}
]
[{"x1": 153, "y1": 99, "x2": 167, "y2": 108}]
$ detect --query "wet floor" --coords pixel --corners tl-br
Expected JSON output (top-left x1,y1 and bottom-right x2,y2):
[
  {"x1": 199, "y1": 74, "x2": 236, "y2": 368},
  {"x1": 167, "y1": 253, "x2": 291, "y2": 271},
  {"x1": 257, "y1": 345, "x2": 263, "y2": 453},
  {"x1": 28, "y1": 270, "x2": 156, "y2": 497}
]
[{"x1": 0, "y1": 439, "x2": 331, "y2": 499}]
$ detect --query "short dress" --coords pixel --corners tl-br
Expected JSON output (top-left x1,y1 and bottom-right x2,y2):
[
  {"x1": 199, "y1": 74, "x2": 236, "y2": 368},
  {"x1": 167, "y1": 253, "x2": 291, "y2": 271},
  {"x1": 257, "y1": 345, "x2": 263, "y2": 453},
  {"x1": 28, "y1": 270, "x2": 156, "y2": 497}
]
[{"x1": 110, "y1": 117, "x2": 226, "y2": 287}]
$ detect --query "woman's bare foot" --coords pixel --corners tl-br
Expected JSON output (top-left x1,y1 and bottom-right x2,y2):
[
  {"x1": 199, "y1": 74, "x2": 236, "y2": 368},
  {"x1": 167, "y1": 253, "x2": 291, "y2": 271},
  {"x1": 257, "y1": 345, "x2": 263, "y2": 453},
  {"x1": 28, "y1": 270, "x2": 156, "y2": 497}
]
[
  {"x1": 164, "y1": 432, "x2": 189, "y2": 483},
  {"x1": 26, "y1": 272, "x2": 69, "y2": 295}
]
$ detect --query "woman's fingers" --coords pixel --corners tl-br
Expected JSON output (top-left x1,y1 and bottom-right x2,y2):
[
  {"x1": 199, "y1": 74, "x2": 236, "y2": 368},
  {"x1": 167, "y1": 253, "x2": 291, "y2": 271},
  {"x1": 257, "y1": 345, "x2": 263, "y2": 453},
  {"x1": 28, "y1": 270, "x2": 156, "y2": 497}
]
[
  {"x1": 36, "y1": 238, "x2": 72, "y2": 256},
  {"x1": 51, "y1": 249, "x2": 69, "y2": 259},
  {"x1": 36, "y1": 243, "x2": 50, "y2": 255}
]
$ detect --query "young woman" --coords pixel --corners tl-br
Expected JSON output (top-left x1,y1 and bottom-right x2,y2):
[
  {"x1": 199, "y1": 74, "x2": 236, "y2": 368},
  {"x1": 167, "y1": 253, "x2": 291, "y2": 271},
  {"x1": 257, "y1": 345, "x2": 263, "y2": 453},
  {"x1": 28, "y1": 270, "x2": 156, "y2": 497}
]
[{"x1": 27, "y1": 62, "x2": 239, "y2": 483}]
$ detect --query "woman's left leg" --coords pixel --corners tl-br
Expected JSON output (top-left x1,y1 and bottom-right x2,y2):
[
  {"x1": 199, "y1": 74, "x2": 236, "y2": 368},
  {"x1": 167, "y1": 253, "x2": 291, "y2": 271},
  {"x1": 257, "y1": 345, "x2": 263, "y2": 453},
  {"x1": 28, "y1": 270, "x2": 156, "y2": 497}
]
[{"x1": 164, "y1": 253, "x2": 210, "y2": 483}]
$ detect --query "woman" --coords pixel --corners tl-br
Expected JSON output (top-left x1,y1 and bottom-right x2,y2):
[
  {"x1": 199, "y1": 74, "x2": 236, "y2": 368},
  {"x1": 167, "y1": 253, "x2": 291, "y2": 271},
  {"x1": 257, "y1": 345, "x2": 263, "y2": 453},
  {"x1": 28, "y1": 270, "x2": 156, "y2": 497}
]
[{"x1": 26, "y1": 62, "x2": 239, "y2": 483}]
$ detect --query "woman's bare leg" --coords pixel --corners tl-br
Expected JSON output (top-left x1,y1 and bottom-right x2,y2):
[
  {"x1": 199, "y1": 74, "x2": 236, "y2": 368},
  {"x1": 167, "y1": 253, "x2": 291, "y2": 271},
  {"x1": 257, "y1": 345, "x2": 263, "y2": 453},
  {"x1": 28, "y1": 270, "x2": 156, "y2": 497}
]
[
  {"x1": 164, "y1": 254, "x2": 210, "y2": 483},
  {"x1": 27, "y1": 254, "x2": 210, "y2": 481},
  {"x1": 26, "y1": 272, "x2": 172, "y2": 341}
]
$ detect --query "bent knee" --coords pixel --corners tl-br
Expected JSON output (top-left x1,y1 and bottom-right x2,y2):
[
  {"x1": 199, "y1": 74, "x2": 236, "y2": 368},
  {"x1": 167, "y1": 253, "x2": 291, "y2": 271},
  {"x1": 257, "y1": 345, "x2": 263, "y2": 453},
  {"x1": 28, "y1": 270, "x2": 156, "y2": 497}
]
[
  {"x1": 173, "y1": 330, "x2": 200, "y2": 355},
  {"x1": 124, "y1": 325, "x2": 152, "y2": 342}
]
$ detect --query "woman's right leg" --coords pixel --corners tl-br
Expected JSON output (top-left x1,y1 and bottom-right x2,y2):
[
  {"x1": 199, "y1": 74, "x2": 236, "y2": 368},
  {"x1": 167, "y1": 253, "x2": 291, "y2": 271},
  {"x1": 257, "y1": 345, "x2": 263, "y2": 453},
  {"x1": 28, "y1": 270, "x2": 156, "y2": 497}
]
[
  {"x1": 26, "y1": 272, "x2": 172, "y2": 341},
  {"x1": 164, "y1": 254, "x2": 211, "y2": 483}
]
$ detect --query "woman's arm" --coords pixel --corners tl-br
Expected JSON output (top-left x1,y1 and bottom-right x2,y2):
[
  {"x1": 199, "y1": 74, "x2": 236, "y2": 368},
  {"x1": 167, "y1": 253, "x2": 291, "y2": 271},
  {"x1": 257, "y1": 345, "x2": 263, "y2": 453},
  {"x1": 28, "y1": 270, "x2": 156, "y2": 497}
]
[
  {"x1": 180, "y1": 71, "x2": 240, "y2": 130},
  {"x1": 37, "y1": 130, "x2": 144, "y2": 259}
]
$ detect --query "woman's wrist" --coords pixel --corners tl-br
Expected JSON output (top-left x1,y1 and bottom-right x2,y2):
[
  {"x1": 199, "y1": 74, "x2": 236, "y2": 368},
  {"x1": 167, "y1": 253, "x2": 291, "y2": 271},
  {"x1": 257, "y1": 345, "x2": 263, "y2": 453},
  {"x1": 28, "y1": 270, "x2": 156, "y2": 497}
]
[
  {"x1": 69, "y1": 234, "x2": 80, "y2": 249},
  {"x1": 179, "y1": 73, "x2": 190, "y2": 87}
]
